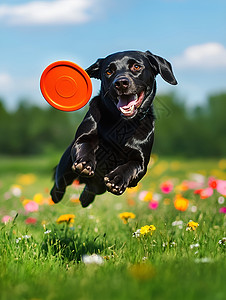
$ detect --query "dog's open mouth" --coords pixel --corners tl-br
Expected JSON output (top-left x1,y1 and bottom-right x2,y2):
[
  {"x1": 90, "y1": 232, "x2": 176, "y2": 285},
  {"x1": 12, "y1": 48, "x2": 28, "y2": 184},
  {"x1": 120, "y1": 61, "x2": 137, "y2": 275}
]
[{"x1": 117, "y1": 91, "x2": 145, "y2": 117}]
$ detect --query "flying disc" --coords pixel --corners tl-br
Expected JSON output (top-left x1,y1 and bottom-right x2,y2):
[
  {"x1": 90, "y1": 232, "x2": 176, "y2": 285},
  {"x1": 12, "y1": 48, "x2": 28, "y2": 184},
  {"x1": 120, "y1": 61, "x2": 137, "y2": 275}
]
[{"x1": 40, "y1": 61, "x2": 92, "y2": 111}]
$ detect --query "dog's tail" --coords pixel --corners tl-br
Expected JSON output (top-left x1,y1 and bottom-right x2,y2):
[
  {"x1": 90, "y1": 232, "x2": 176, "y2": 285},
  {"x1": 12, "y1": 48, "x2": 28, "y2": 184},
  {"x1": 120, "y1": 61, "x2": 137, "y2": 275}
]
[{"x1": 79, "y1": 186, "x2": 96, "y2": 208}]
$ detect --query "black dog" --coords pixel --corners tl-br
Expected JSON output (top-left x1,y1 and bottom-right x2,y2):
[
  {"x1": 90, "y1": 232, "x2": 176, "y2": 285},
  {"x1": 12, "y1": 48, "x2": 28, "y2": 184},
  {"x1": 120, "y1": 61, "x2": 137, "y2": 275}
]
[{"x1": 50, "y1": 50, "x2": 177, "y2": 207}]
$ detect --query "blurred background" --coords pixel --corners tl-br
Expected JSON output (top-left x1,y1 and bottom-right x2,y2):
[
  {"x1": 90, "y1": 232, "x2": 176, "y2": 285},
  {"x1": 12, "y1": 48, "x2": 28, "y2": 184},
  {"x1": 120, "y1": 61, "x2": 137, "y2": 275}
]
[{"x1": 0, "y1": 0, "x2": 225, "y2": 157}]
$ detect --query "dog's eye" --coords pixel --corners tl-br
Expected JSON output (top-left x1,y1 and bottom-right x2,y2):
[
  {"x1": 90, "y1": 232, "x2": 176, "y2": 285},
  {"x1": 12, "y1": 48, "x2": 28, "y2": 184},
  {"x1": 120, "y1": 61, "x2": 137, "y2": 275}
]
[
  {"x1": 131, "y1": 64, "x2": 142, "y2": 72},
  {"x1": 106, "y1": 69, "x2": 113, "y2": 76}
]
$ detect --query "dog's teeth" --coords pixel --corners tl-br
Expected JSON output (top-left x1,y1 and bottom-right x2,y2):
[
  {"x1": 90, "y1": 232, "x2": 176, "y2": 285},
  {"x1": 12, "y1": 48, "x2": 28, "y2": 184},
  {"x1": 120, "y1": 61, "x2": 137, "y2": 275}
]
[{"x1": 119, "y1": 105, "x2": 135, "y2": 115}]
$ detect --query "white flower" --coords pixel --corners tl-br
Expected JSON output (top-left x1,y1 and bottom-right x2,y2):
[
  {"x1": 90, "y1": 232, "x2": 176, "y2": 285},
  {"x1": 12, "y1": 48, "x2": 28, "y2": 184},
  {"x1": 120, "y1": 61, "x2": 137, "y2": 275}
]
[
  {"x1": 218, "y1": 237, "x2": 226, "y2": 245},
  {"x1": 190, "y1": 243, "x2": 200, "y2": 249},
  {"x1": 22, "y1": 235, "x2": 31, "y2": 239},
  {"x1": 172, "y1": 220, "x2": 183, "y2": 229},
  {"x1": 82, "y1": 254, "x2": 104, "y2": 265},
  {"x1": 218, "y1": 196, "x2": 225, "y2": 204},
  {"x1": 190, "y1": 206, "x2": 197, "y2": 213},
  {"x1": 132, "y1": 229, "x2": 141, "y2": 238},
  {"x1": 11, "y1": 185, "x2": 22, "y2": 197},
  {"x1": 16, "y1": 238, "x2": 21, "y2": 243},
  {"x1": 44, "y1": 230, "x2": 51, "y2": 234}
]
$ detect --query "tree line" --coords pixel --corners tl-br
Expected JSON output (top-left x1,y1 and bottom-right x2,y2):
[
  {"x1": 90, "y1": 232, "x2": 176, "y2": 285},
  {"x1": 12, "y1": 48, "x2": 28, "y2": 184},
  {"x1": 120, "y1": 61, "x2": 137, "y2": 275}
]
[{"x1": 0, "y1": 92, "x2": 225, "y2": 157}]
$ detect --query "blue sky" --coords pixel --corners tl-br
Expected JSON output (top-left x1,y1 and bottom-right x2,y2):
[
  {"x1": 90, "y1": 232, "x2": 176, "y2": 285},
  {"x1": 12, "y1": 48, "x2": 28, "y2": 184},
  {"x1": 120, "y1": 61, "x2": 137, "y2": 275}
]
[{"x1": 0, "y1": 0, "x2": 226, "y2": 110}]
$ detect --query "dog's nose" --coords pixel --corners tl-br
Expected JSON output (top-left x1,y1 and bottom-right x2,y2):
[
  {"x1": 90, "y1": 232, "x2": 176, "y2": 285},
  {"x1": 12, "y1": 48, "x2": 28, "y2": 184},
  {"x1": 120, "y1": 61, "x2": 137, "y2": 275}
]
[{"x1": 114, "y1": 77, "x2": 130, "y2": 91}]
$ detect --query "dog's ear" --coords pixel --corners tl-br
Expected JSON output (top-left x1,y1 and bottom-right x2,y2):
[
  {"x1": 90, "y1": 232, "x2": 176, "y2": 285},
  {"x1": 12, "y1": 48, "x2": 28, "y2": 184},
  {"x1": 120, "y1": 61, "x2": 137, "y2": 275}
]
[
  {"x1": 145, "y1": 51, "x2": 177, "y2": 85},
  {"x1": 85, "y1": 59, "x2": 103, "y2": 79}
]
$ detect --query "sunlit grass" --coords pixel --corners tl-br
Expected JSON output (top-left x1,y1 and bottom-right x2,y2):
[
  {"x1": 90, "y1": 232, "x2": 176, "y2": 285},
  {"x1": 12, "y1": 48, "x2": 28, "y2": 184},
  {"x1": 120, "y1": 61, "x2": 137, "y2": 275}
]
[{"x1": 0, "y1": 155, "x2": 225, "y2": 300}]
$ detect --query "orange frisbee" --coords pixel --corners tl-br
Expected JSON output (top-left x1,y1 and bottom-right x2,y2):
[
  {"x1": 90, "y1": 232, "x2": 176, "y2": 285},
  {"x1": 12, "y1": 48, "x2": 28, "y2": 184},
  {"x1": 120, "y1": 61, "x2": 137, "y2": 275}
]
[{"x1": 40, "y1": 61, "x2": 92, "y2": 111}]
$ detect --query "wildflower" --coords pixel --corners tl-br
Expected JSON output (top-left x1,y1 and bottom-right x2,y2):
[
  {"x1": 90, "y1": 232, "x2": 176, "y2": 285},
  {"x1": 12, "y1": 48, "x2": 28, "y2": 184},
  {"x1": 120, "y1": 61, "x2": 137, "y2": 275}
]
[
  {"x1": 24, "y1": 200, "x2": 39, "y2": 213},
  {"x1": 172, "y1": 220, "x2": 183, "y2": 229},
  {"x1": 119, "y1": 212, "x2": 136, "y2": 224},
  {"x1": 70, "y1": 195, "x2": 80, "y2": 203},
  {"x1": 160, "y1": 180, "x2": 173, "y2": 194},
  {"x1": 138, "y1": 191, "x2": 153, "y2": 201},
  {"x1": 186, "y1": 220, "x2": 199, "y2": 231},
  {"x1": 132, "y1": 229, "x2": 141, "y2": 238},
  {"x1": 16, "y1": 238, "x2": 21, "y2": 243},
  {"x1": 56, "y1": 214, "x2": 75, "y2": 224},
  {"x1": 218, "y1": 237, "x2": 226, "y2": 245},
  {"x1": 218, "y1": 196, "x2": 225, "y2": 204},
  {"x1": 10, "y1": 185, "x2": 22, "y2": 197},
  {"x1": 82, "y1": 254, "x2": 104, "y2": 265},
  {"x1": 25, "y1": 217, "x2": 37, "y2": 225},
  {"x1": 190, "y1": 243, "x2": 200, "y2": 249},
  {"x1": 33, "y1": 193, "x2": 44, "y2": 205},
  {"x1": 22, "y1": 235, "x2": 31, "y2": 239},
  {"x1": 190, "y1": 205, "x2": 197, "y2": 213},
  {"x1": 219, "y1": 207, "x2": 226, "y2": 214},
  {"x1": 200, "y1": 187, "x2": 213, "y2": 199},
  {"x1": 140, "y1": 225, "x2": 156, "y2": 236},
  {"x1": 216, "y1": 180, "x2": 226, "y2": 196},
  {"x1": 1, "y1": 215, "x2": 13, "y2": 224},
  {"x1": 148, "y1": 200, "x2": 158, "y2": 210},
  {"x1": 174, "y1": 194, "x2": 189, "y2": 211},
  {"x1": 17, "y1": 173, "x2": 36, "y2": 185},
  {"x1": 208, "y1": 177, "x2": 218, "y2": 189},
  {"x1": 44, "y1": 230, "x2": 51, "y2": 234}
]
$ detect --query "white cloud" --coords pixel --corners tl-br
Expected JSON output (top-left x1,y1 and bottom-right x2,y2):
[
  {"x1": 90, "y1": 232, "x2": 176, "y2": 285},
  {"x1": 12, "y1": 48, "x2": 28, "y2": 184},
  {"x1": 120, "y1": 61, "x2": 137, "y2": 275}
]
[
  {"x1": 0, "y1": 0, "x2": 101, "y2": 25},
  {"x1": 0, "y1": 73, "x2": 13, "y2": 88},
  {"x1": 173, "y1": 43, "x2": 226, "y2": 69}
]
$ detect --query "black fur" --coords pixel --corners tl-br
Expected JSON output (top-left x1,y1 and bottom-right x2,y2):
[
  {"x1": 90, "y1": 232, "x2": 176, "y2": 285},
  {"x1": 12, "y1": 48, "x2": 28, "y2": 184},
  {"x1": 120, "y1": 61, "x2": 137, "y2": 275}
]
[{"x1": 50, "y1": 50, "x2": 177, "y2": 207}]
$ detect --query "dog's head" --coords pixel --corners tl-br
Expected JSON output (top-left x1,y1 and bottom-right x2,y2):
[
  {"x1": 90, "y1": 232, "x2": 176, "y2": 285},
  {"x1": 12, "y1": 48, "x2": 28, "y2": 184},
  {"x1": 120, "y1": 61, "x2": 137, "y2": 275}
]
[{"x1": 86, "y1": 50, "x2": 177, "y2": 118}]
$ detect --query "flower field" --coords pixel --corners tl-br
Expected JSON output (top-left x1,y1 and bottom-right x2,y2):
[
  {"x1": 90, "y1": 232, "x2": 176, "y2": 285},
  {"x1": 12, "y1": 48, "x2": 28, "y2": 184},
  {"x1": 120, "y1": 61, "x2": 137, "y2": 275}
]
[{"x1": 0, "y1": 155, "x2": 225, "y2": 300}]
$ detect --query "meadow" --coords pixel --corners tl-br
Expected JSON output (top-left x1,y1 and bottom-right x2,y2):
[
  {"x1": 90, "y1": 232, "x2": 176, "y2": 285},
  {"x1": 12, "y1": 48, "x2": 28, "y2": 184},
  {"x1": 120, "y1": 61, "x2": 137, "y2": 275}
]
[{"x1": 0, "y1": 154, "x2": 225, "y2": 300}]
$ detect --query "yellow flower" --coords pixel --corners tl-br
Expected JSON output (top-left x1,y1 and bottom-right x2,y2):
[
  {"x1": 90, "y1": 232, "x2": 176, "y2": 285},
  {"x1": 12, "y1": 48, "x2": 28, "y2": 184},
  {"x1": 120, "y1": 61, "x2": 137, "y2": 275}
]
[
  {"x1": 56, "y1": 214, "x2": 76, "y2": 224},
  {"x1": 140, "y1": 225, "x2": 156, "y2": 235},
  {"x1": 119, "y1": 212, "x2": 136, "y2": 224},
  {"x1": 33, "y1": 193, "x2": 44, "y2": 204},
  {"x1": 186, "y1": 220, "x2": 199, "y2": 231},
  {"x1": 17, "y1": 173, "x2": 36, "y2": 185}
]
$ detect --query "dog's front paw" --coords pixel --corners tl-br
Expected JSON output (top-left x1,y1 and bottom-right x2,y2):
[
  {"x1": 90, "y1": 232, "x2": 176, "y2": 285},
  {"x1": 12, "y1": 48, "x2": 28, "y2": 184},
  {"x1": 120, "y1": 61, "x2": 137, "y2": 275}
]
[
  {"x1": 104, "y1": 173, "x2": 127, "y2": 195},
  {"x1": 72, "y1": 159, "x2": 95, "y2": 177}
]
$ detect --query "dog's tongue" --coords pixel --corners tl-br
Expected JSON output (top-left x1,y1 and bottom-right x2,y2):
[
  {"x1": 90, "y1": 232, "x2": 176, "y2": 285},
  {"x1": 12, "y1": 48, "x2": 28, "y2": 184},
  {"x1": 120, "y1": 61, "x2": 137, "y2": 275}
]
[{"x1": 117, "y1": 95, "x2": 137, "y2": 109}]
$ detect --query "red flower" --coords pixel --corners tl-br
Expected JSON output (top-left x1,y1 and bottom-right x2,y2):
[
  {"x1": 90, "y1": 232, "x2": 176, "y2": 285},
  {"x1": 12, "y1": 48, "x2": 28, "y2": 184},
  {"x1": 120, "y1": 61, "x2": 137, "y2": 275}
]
[
  {"x1": 208, "y1": 177, "x2": 218, "y2": 189},
  {"x1": 25, "y1": 217, "x2": 37, "y2": 225},
  {"x1": 194, "y1": 189, "x2": 202, "y2": 195}
]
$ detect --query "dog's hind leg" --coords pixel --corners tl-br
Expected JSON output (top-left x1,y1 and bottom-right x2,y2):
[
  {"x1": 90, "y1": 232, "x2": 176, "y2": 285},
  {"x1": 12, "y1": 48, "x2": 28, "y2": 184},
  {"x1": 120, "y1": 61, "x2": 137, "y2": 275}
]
[
  {"x1": 50, "y1": 144, "x2": 76, "y2": 203},
  {"x1": 79, "y1": 179, "x2": 106, "y2": 207}
]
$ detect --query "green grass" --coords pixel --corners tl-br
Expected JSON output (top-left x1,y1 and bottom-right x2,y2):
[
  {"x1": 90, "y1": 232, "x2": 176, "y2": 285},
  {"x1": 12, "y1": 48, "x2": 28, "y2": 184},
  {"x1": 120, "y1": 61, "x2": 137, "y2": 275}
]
[{"x1": 0, "y1": 155, "x2": 225, "y2": 300}]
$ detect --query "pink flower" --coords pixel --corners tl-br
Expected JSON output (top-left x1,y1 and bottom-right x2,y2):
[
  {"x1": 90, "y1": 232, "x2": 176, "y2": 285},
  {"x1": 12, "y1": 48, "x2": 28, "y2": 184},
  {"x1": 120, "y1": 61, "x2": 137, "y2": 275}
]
[
  {"x1": 25, "y1": 217, "x2": 37, "y2": 225},
  {"x1": 1, "y1": 215, "x2": 12, "y2": 224},
  {"x1": 24, "y1": 201, "x2": 39, "y2": 213},
  {"x1": 219, "y1": 207, "x2": 226, "y2": 214},
  {"x1": 148, "y1": 200, "x2": 159, "y2": 210},
  {"x1": 183, "y1": 180, "x2": 204, "y2": 190},
  {"x1": 208, "y1": 177, "x2": 218, "y2": 189},
  {"x1": 160, "y1": 181, "x2": 173, "y2": 194},
  {"x1": 217, "y1": 180, "x2": 226, "y2": 196},
  {"x1": 200, "y1": 187, "x2": 213, "y2": 199}
]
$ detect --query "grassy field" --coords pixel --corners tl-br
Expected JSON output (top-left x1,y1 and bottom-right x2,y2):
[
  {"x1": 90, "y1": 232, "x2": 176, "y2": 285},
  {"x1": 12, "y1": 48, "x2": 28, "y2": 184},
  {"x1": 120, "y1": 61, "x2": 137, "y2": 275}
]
[{"x1": 0, "y1": 154, "x2": 225, "y2": 300}]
